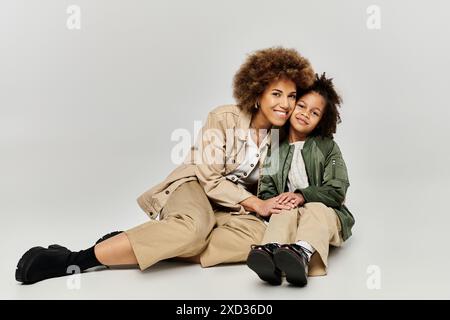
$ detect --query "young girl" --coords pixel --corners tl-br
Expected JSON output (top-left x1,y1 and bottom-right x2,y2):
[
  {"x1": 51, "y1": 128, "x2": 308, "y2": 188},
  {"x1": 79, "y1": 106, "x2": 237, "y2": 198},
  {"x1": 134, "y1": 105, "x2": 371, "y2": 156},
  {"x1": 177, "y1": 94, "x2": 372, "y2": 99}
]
[{"x1": 246, "y1": 73, "x2": 355, "y2": 286}]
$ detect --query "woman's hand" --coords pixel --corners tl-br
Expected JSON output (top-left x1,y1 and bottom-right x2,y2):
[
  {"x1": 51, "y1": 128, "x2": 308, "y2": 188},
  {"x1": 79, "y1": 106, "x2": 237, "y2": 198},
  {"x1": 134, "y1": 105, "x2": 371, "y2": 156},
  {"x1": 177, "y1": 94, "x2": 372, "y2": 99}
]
[
  {"x1": 256, "y1": 198, "x2": 293, "y2": 217},
  {"x1": 240, "y1": 196, "x2": 297, "y2": 219},
  {"x1": 274, "y1": 192, "x2": 305, "y2": 208}
]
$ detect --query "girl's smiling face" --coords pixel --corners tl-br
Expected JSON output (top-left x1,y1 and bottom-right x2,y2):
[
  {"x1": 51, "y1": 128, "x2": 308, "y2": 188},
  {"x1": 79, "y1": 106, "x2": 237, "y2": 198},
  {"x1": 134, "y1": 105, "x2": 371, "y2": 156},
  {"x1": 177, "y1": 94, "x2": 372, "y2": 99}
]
[{"x1": 289, "y1": 91, "x2": 326, "y2": 141}]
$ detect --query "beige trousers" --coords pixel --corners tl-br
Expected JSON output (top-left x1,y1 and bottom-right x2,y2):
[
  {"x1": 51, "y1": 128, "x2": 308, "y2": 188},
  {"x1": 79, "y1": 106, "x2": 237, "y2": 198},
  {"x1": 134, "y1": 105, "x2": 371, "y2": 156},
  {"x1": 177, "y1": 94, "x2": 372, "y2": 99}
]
[
  {"x1": 125, "y1": 181, "x2": 266, "y2": 270},
  {"x1": 262, "y1": 202, "x2": 343, "y2": 276}
]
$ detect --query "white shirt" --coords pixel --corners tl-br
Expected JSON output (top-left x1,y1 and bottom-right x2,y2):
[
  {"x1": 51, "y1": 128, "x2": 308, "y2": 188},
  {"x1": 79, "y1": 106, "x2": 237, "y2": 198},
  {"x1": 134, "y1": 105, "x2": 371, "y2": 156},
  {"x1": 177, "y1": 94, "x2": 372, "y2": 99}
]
[
  {"x1": 287, "y1": 140, "x2": 309, "y2": 192},
  {"x1": 225, "y1": 130, "x2": 270, "y2": 187}
]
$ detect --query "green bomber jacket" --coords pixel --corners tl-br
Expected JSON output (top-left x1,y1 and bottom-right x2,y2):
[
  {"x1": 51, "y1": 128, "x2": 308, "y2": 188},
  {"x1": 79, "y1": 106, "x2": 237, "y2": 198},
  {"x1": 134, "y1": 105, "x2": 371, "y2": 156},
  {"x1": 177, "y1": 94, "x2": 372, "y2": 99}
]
[{"x1": 257, "y1": 136, "x2": 355, "y2": 241}]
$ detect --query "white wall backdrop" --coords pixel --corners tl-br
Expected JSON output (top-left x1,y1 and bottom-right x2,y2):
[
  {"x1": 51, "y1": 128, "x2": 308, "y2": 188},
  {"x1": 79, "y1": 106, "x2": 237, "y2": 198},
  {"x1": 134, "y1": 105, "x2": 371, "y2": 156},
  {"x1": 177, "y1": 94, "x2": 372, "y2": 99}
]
[{"x1": 1, "y1": 0, "x2": 449, "y2": 299}]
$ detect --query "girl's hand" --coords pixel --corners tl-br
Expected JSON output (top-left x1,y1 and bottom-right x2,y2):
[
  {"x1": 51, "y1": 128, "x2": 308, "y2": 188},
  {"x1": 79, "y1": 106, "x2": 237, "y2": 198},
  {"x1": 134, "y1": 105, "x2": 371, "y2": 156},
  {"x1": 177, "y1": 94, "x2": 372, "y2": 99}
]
[
  {"x1": 256, "y1": 198, "x2": 292, "y2": 217},
  {"x1": 274, "y1": 192, "x2": 305, "y2": 208}
]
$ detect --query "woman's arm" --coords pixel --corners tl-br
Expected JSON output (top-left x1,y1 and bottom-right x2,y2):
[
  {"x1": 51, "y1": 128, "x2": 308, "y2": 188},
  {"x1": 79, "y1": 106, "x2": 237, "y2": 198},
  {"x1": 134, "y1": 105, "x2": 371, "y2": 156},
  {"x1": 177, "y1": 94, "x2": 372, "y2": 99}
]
[
  {"x1": 240, "y1": 196, "x2": 263, "y2": 213},
  {"x1": 195, "y1": 110, "x2": 254, "y2": 209}
]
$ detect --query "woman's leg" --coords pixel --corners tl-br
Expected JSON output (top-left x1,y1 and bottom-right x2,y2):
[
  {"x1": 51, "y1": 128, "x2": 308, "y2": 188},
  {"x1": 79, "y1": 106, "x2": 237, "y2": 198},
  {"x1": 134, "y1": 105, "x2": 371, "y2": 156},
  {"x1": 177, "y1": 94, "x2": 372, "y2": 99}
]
[
  {"x1": 16, "y1": 181, "x2": 215, "y2": 284},
  {"x1": 94, "y1": 232, "x2": 138, "y2": 266},
  {"x1": 94, "y1": 180, "x2": 215, "y2": 268},
  {"x1": 199, "y1": 212, "x2": 266, "y2": 267},
  {"x1": 15, "y1": 232, "x2": 138, "y2": 284},
  {"x1": 121, "y1": 180, "x2": 216, "y2": 270}
]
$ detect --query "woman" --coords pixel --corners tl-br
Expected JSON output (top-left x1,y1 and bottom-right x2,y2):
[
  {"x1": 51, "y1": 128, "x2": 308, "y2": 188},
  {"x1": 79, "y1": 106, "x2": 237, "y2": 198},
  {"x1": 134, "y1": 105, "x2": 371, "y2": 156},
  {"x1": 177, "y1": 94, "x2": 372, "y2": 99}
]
[{"x1": 15, "y1": 47, "x2": 315, "y2": 284}]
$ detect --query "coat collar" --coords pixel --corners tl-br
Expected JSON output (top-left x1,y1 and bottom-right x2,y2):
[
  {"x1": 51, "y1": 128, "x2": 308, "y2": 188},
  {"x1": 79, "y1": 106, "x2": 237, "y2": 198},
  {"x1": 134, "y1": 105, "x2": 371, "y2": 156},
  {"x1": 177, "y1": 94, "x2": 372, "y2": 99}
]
[
  {"x1": 237, "y1": 109, "x2": 252, "y2": 140},
  {"x1": 236, "y1": 109, "x2": 274, "y2": 146}
]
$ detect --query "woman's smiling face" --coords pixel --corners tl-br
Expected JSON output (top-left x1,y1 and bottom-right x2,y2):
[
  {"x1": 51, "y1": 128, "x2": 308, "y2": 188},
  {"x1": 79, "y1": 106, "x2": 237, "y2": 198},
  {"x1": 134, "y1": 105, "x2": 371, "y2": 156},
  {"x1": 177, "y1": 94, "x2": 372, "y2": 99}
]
[
  {"x1": 289, "y1": 91, "x2": 326, "y2": 140},
  {"x1": 258, "y1": 78, "x2": 297, "y2": 127}
]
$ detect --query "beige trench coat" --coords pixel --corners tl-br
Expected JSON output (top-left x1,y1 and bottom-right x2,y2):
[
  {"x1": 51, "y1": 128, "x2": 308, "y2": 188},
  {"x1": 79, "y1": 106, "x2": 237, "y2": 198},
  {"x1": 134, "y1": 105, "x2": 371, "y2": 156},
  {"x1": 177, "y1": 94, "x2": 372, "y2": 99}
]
[{"x1": 136, "y1": 105, "x2": 274, "y2": 218}]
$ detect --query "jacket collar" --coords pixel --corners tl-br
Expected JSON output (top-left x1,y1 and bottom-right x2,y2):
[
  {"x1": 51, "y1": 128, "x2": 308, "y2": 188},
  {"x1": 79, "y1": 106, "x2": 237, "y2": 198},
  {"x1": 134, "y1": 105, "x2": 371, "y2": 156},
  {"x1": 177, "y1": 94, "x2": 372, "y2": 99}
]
[{"x1": 281, "y1": 135, "x2": 313, "y2": 149}]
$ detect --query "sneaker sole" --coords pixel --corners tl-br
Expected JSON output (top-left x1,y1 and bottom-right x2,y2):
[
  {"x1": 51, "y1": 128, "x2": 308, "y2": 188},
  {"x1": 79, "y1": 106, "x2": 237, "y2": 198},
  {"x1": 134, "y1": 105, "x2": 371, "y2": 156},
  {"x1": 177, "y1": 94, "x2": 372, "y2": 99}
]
[
  {"x1": 274, "y1": 248, "x2": 307, "y2": 287},
  {"x1": 246, "y1": 250, "x2": 281, "y2": 285},
  {"x1": 15, "y1": 246, "x2": 45, "y2": 284}
]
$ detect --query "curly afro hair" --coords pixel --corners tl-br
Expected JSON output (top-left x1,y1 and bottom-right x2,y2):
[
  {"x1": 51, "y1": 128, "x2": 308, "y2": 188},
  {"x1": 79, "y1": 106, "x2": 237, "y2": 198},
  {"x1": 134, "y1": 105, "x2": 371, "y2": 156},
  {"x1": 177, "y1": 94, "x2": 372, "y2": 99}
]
[
  {"x1": 233, "y1": 47, "x2": 315, "y2": 114},
  {"x1": 305, "y1": 72, "x2": 343, "y2": 139}
]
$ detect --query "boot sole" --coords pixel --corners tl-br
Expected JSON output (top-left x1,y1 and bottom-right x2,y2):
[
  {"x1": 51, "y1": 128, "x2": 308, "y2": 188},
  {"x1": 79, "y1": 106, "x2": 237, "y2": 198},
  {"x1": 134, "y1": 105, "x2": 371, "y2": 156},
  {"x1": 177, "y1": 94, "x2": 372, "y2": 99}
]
[
  {"x1": 95, "y1": 231, "x2": 123, "y2": 245},
  {"x1": 246, "y1": 250, "x2": 281, "y2": 285},
  {"x1": 15, "y1": 246, "x2": 45, "y2": 284},
  {"x1": 274, "y1": 248, "x2": 307, "y2": 287}
]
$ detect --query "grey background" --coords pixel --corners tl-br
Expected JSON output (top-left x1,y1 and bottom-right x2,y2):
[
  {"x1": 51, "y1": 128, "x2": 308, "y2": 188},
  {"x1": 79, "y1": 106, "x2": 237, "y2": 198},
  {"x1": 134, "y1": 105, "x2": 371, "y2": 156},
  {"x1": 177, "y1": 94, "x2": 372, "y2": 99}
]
[{"x1": 1, "y1": 0, "x2": 449, "y2": 299}]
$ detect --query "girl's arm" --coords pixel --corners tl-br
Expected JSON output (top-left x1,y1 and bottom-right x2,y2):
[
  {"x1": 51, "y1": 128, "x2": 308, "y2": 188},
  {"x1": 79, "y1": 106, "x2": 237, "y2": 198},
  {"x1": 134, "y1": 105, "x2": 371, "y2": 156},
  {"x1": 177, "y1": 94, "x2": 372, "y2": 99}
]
[
  {"x1": 247, "y1": 150, "x2": 293, "y2": 215},
  {"x1": 258, "y1": 159, "x2": 279, "y2": 200},
  {"x1": 240, "y1": 196, "x2": 292, "y2": 217},
  {"x1": 297, "y1": 141, "x2": 350, "y2": 207}
]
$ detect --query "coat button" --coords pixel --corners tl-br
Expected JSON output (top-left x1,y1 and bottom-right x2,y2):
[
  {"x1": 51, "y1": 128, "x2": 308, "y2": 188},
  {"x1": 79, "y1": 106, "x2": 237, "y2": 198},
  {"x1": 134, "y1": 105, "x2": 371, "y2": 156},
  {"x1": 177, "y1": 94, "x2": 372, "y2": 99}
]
[
  {"x1": 244, "y1": 173, "x2": 247, "y2": 176},
  {"x1": 165, "y1": 190, "x2": 170, "y2": 195},
  {"x1": 256, "y1": 154, "x2": 259, "y2": 157},
  {"x1": 250, "y1": 164, "x2": 254, "y2": 167}
]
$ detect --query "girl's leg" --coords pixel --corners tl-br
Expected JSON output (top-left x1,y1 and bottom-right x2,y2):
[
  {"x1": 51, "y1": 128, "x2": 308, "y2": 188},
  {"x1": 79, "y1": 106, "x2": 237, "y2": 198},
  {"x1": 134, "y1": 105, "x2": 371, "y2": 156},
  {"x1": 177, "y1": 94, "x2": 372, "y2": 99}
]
[
  {"x1": 294, "y1": 202, "x2": 343, "y2": 276},
  {"x1": 267, "y1": 202, "x2": 342, "y2": 286},
  {"x1": 261, "y1": 208, "x2": 298, "y2": 244},
  {"x1": 245, "y1": 208, "x2": 298, "y2": 285}
]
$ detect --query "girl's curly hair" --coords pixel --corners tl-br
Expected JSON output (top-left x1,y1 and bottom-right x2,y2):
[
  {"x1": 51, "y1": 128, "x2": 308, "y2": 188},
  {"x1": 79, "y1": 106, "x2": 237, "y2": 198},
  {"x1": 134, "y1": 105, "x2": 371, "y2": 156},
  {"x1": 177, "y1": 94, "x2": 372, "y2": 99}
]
[
  {"x1": 306, "y1": 72, "x2": 343, "y2": 139},
  {"x1": 233, "y1": 47, "x2": 315, "y2": 114}
]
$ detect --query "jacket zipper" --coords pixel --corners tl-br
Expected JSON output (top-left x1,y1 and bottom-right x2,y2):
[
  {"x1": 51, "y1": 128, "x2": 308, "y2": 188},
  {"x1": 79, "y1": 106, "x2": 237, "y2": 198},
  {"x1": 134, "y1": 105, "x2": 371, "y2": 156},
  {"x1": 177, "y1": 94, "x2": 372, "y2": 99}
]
[{"x1": 332, "y1": 159, "x2": 336, "y2": 179}]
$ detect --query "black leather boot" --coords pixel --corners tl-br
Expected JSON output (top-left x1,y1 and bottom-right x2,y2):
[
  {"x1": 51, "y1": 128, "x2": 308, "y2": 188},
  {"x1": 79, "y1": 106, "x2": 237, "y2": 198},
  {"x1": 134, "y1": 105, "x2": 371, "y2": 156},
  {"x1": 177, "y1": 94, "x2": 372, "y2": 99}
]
[
  {"x1": 246, "y1": 243, "x2": 282, "y2": 285},
  {"x1": 16, "y1": 231, "x2": 123, "y2": 284},
  {"x1": 15, "y1": 245, "x2": 74, "y2": 284},
  {"x1": 95, "y1": 231, "x2": 123, "y2": 245},
  {"x1": 273, "y1": 243, "x2": 311, "y2": 287}
]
